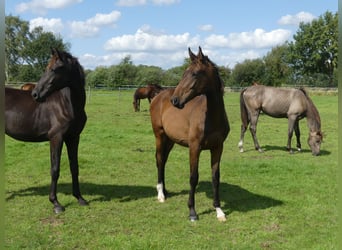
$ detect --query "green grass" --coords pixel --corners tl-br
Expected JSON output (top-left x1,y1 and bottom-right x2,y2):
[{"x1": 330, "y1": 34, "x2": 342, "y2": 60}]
[{"x1": 5, "y1": 90, "x2": 338, "y2": 249}]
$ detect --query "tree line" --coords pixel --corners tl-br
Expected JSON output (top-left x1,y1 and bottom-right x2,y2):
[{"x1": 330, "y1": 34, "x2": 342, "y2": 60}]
[{"x1": 5, "y1": 11, "x2": 338, "y2": 88}]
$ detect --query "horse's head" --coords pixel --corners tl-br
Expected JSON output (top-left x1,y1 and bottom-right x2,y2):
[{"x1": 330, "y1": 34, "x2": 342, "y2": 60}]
[
  {"x1": 32, "y1": 48, "x2": 78, "y2": 102},
  {"x1": 308, "y1": 131, "x2": 323, "y2": 156},
  {"x1": 171, "y1": 47, "x2": 222, "y2": 109}
]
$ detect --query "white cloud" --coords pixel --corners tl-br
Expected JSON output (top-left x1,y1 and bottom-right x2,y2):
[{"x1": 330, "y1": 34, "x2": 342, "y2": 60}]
[
  {"x1": 16, "y1": 0, "x2": 82, "y2": 15},
  {"x1": 278, "y1": 11, "x2": 316, "y2": 26},
  {"x1": 115, "y1": 0, "x2": 179, "y2": 6},
  {"x1": 116, "y1": 0, "x2": 146, "y2": 7},
  {"x1": 29, "y1": 17, "x2": 64, "y2": 33},
  {"x1": 104, "y1": 27, "x2": 200, "y2": 52},
  {"x1": 199, "y1": 24, "x2": 214, "y2": 32},
  {"x1": 152, "y1": 0, "x2": 180, "y2": 5},
  {"x1": 69, "y1": 10, "x2": 121, "y2": 38},
  {"x1": 205, "y1": 28, "x2": 291, "y2": 49}
]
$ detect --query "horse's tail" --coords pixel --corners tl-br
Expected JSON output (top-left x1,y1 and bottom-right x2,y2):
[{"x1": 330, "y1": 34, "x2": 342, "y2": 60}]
[{"x1": 240, "y1": 88, "x2": 249, "y2": 128}]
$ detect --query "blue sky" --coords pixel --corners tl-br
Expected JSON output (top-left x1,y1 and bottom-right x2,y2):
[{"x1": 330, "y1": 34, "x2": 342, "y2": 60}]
[{"x1": 5, "y1": 0, "x2": 338, "y2": 70}]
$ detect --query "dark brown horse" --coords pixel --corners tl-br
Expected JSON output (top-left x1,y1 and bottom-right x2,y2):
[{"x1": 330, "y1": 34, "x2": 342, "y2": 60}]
[
  {"x1": 150, "y1": 47, "x2": 230, "y2": 221},
  {"x1": 133, "y1": 83, "x2": 164, "y2": 111},
  {"x1": 238, "y1": 84, "x2": 322, "y2": 155},
  {"x1": 21, "y1": 82, "x2": 36, "y2": 91},
  {"x1": 5, "y1": 48, "x2": 88, "y2": 213}
]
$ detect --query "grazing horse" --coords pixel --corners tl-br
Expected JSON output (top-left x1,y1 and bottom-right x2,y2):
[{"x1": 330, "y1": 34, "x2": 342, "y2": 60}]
[
  {"x1": 21, "y1": 83, "x2": 36, "y2": 91},
  {"x1": 5, "y1": 48, "x2": 88, "y2": 213},
  {"x1": 133, "y1": 83, "x2": 164, "y2": 111},
  {"x1": 238, "y1": 84, "x2": 322, "y2": 155},
  {"x1": 150, "y1": 47, "x2": 230, "y2": 221}
]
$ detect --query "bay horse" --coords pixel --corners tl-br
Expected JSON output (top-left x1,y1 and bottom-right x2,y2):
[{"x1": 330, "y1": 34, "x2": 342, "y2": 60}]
[
  {"x1": 150, "y1": 47, "x2": 230, "y2": 221},
  {"x1": 133, "y1": 83, "x2": 164, "y2": 111},
  {"x1": 238, "y1": 84, "x2": 322, "y2": 155},
  {"x1": 21, "y1": 82, "x2": 36, "y2": 91},
  {"x1": 5, "y1": 48, "x2": 88, "y2": 213}
]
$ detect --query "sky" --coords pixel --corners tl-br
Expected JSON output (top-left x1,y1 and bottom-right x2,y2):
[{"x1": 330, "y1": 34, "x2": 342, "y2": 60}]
[{"x1": 5, "y1": 0, "x2": 338, "y2": 70}]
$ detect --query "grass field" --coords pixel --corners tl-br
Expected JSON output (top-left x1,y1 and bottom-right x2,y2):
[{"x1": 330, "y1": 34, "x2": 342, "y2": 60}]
[{"x1": 5, "y1": 90, "x2": 338, "y2": 249}]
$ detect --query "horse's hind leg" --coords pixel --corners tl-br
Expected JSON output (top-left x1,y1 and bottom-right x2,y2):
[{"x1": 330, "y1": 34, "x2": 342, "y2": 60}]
[
  {"x1": 155, "y1": 134, "x2": 174, "y2": 202},
  {"x1": 249, "y1": 112, "x2": 263, "y2": 152},
  {"x1": 65, "y1": 136, "x2": 88, "y2": 206},
  {"x1": 49, "y1": 136, "x2": 65, "y2": 213},
  {"x1": 238, "y1": 123, "x2": 248, "y2": 153},
  {"x1": 211, "y1": 145, "x2": 226, "y2": 222}
]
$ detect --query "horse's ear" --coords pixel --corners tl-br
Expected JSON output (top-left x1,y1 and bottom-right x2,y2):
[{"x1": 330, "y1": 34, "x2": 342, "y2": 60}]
[
  {"x1": 51, "y1": 47, "x2": 57, "y2": 56},
  {"x1": 197, "y1": 46, "x2": 207, "y2": 63},
  {"x1": 188, "y1": 47, "x2": 196, "y2": 62}
]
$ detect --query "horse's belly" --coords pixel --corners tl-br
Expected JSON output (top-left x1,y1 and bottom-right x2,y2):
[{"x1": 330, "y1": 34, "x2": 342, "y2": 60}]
[{"x1": 5, "y1": 111, "x2": 49, "y2": 142}]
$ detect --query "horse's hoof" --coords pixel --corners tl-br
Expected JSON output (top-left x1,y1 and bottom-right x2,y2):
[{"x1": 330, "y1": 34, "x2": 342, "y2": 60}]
[
  {"x1": 239, "y1": 149, "x2": 244, "y2": 153},
  {"x1": 53, "y1": 205, "x2": 65, "y2": 214},
  {"x1": 189, "y1": 216, "x2": 198, "y2": 222},
  {"x1": 157, "y1": 197, "x2": 165, "y2": 203},
  {"x1": 217, "y1": 216, "x2": 227, "y2": 222},
  {"x1": 78, "y1": 199, "x2": 89, "y2": 206},
  {"x1": 189, "y1": 214, "x2": 198, "y2": 222}
]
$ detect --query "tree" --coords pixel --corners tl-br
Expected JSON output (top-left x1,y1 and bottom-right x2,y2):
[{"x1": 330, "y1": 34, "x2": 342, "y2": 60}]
[
  {"x1": 231, "y1": 59, "x2": 265, "y2": 86},
  {"x1": 287, "y1": 11, "x2": 338, "y2": 85},
  {"x1": 263, "y1": 44, "x2": 291, "y2": 86},
  {"x1": 135, "y1": 65, "x2": 164, "y2": 86},
  {"x1": 5, "y1": 15, "x2": 30, "y2": 81},
  {"x1": 5, "y1": 15, "x2": 70, "y2": 82}
]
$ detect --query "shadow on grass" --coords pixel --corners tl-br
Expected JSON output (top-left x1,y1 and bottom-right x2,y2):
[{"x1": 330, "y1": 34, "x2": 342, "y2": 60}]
[
  {"x1": 6, "y1": 180, "x2": 283, "y2": 215},
  {"x1": 243, "y1": 144, "x2": 330, "y2": 156},
  {"x1": 197, "y1": 181, "x2": 283, "y2": 216},
  {"x1": 6, "y1": 182, "x2": 157, "y2": 204}
]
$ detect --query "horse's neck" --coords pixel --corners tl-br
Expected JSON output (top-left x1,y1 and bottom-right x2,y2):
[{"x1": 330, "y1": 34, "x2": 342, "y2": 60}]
[
  {"x1": 69, "y1": 83, "x2": 86, "y2": 116},
  {"x1": 206, "y1": 87, "x2": 227, "y2": 121},
  {"x1": 305, "y1": 98, "x2": 321, "y2": 132}
]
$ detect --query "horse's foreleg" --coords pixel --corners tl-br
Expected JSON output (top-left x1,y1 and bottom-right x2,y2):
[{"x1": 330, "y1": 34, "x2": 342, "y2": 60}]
[
  {"x1": 294, "y1": 120, "x2": 301, "y2": 151},
  {"x1": 65, "y1": 136, "x2": 88, "y2": 206},
  {"x1": 155, "y1": 134, "x2": 174, "y2": 202},
  {"x1": 188, "y1": 144, "x2": 200, "y2": 221},
  {"x1": 49, "y1": 136, "x2": 64, "y2": 213},
  {"x1": 287, "y1": 117, "x2": 296, "y2": 153},
  {"x1": 211, "y1": 146, "x2": 226, "y2": 222}
]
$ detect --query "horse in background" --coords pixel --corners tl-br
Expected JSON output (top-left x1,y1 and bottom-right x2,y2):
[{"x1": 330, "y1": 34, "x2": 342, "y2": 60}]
[
  {"x1": 133, "y1": 83, "x2": 164, "y2": 111},
  {"x1": 5, "y1": 48, "x2": 88, "y2": 213},
  {"x1": 238, "y1": 84, "x2": 322, "y2": 155},
  {"x1": 21, "y1": 83, "x2": 36, "y2": 91},
  {"x1": 150, "y1": 47, "x2": 230, "y2": 221}
]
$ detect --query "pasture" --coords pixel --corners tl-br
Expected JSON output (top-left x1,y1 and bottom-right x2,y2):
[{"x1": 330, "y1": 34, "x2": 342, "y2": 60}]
[{"x1": 5, "y1": 90, "x2": 337, "y2": 249}]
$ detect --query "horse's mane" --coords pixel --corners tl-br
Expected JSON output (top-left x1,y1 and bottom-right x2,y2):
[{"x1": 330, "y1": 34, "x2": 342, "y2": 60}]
[
  {"x1": 299, "y1": 87, "x2": 321, "y2": 131},
  {"x1": 48, "y1": 50, "x2": 85, "y2": 87},
  {"x1": 195, "y1": 55, "x2": 225, "y2": 96}
]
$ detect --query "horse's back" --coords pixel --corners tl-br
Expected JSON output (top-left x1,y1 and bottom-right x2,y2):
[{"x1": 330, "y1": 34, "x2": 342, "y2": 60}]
[{"x1": 243, "y1": 85, "x2": 307, "y2": 117}]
